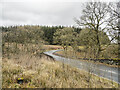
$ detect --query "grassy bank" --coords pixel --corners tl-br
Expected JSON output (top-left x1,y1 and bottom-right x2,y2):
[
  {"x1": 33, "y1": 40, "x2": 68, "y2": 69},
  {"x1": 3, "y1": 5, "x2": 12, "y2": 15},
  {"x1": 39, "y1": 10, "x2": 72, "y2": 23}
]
[
  {"x1": 2, "y1": 43, "x2": 119, "y2": 88},
  {"x1": 2, "y1": 54, "x2": 118, "y2": 88}
]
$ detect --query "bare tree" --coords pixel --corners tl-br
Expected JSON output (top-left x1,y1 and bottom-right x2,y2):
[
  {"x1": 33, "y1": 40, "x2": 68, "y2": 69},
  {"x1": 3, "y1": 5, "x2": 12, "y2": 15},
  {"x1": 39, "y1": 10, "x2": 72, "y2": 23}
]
[
  {"x1": 75, "y1": 2, "x2": 110, "y2": 58},
  {"x1": 108, "y1": 2, "x2": 120, "y2": 43},
  {"x1": 108, "y1": 4, "x2": 120, "y2": 87}
]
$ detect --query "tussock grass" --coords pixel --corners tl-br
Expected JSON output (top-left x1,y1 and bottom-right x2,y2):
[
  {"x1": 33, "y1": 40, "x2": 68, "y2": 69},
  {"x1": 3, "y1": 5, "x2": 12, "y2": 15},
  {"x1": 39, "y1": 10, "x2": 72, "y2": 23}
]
[
  {"x1": 2, "y1": 43, "x2": 118, "y2": 88},
  {"x1": 2, "y1": 54, "x2": 118, "y2": 88}
]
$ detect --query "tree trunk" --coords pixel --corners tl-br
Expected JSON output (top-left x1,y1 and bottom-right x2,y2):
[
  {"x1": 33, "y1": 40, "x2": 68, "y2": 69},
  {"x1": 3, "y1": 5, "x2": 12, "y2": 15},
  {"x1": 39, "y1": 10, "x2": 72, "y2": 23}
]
[{"x1": 96, "y1": 30, "x2": 101, "y2": 59}]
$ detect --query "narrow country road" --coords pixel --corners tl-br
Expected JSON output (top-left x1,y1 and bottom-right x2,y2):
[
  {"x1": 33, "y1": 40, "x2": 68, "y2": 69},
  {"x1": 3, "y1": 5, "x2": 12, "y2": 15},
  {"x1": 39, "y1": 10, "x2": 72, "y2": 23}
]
[{"x1": 44, "y1": 50, "x2": 120, "y2": 84}]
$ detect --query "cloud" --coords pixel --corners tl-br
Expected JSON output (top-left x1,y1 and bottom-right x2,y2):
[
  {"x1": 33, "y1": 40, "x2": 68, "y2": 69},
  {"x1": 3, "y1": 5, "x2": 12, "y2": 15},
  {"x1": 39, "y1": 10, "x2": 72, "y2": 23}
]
[
  {"x1": 1, "y1": 0, "x2": 117, "y2": 26},
  {"x1": 0, "y1": 1, "x2": 84, "y2": 26}
]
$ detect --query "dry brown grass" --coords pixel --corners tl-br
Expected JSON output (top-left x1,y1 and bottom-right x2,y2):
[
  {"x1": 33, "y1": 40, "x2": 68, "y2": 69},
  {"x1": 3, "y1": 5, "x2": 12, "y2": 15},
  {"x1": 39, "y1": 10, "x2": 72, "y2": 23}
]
[
  {"x1": 43, "y1": 45, "x2": 63, "y2": 51},
  {"x1": 55, "y1": 44, "x2": 119, "y2": 60},
  {"x1": 2, "y1": 43, "x2": 118, "y2": 88},
  {"x1": 2, "y1": 53, "x2": 118, "y2": 88}
]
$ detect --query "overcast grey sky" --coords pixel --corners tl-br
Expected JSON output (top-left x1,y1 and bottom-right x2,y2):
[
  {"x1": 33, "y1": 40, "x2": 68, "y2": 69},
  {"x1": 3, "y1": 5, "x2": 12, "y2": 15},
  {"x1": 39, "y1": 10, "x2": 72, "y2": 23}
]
[{"x1": 0, "y1": 0, "x2": 118, "y2": 26}]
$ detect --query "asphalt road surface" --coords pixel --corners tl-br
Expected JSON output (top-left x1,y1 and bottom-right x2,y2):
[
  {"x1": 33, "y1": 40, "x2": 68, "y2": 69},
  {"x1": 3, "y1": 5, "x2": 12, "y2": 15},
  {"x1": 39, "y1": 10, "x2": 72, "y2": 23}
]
[{"x1": 44, "y1": 50, "x2": 120, "y2": 84}]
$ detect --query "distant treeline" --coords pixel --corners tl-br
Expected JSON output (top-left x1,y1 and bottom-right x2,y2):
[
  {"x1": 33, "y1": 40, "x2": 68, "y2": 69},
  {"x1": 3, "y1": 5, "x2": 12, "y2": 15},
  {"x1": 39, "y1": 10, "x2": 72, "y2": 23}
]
[
  {"x1": 1, "y1": 25, "x2": 82, "y2": 45},
  {"x1": 1, "y1": 25, "x2": 113, "y2": 60}
]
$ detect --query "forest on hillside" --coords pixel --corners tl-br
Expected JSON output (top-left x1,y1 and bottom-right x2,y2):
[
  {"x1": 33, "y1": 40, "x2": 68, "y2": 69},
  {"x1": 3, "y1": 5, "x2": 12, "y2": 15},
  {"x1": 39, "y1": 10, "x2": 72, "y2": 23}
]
[{"x1": 1, "y1": 25, "x2": 81, "y2": 45}]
